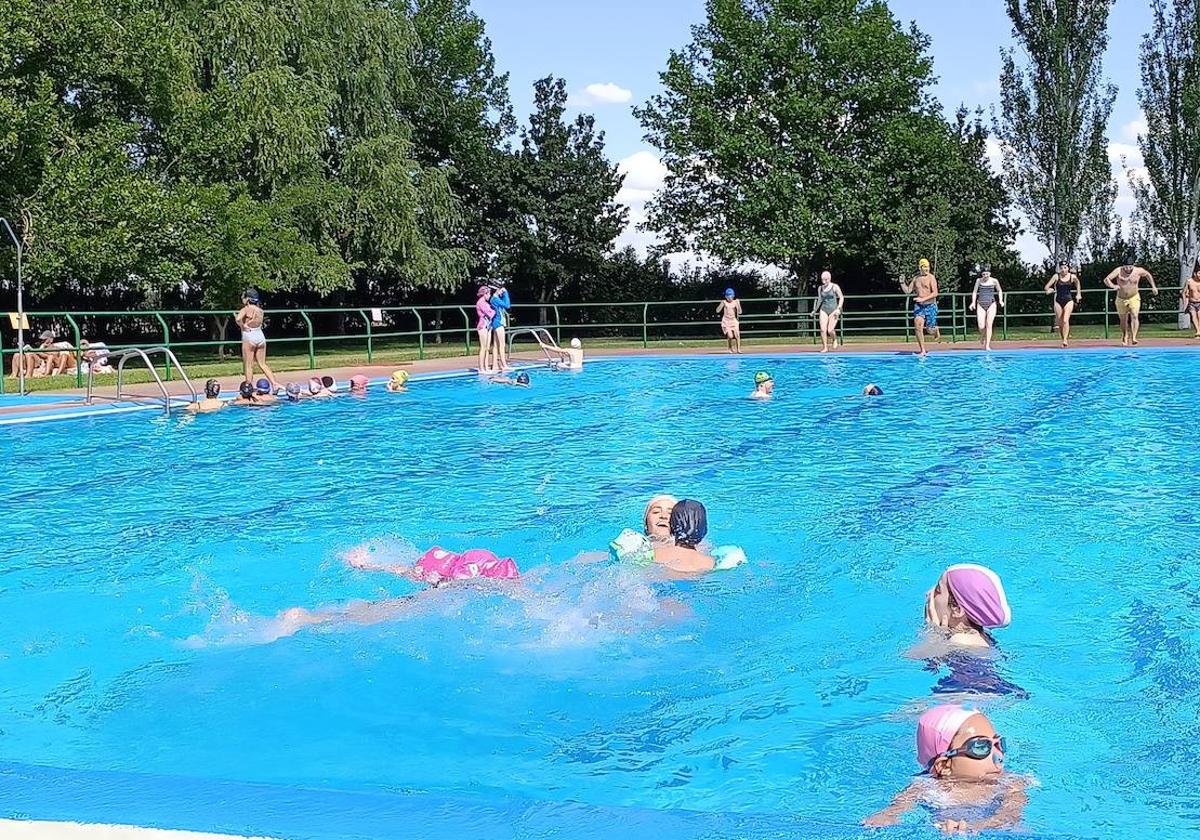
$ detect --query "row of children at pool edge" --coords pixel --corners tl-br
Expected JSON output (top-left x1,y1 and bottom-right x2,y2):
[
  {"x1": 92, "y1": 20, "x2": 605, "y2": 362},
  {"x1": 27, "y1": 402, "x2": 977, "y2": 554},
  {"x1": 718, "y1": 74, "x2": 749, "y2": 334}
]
[
  {"x1": 183, "y1": 370, "x2": 414, "y2": 414},
  {"x1": 266, "y1": 490, "x2": 1025, "y2": 834}
]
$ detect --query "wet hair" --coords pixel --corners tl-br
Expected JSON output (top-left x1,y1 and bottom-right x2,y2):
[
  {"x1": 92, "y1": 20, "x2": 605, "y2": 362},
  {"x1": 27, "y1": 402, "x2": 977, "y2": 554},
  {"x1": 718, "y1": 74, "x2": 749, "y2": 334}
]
[
  {"x1": 238, "y1": 381, "x2": 255, "y2": 400},
  {"x1": 516, "y1": 371, "x2": 530, "y2": 385},
  {"x1": 669, "y1": 499, "x2": 708, "y2": 548},
  {"x1": 204, "y1": 379, "x2": 221, "y2": 399}
]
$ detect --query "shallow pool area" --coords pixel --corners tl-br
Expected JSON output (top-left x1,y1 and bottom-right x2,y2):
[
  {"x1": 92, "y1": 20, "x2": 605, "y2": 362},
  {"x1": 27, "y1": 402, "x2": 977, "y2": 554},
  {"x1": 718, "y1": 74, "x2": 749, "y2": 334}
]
[{"x1": 2, "y1": 350, "x2": 1199, "y2": 839}]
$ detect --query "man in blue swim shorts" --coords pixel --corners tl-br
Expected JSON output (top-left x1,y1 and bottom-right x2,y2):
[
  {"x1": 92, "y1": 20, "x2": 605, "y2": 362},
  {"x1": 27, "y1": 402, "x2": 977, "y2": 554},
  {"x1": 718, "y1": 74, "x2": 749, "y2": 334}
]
[{"x1": 900, "y1": 258, "x2": 940, "y2": 357}]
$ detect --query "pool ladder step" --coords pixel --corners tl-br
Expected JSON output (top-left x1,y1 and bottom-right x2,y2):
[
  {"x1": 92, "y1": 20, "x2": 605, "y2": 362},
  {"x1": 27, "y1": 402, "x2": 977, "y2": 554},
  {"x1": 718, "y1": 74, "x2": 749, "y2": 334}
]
[{"x1": 86, "y1": 346, "x2": 197, "y2": 416}]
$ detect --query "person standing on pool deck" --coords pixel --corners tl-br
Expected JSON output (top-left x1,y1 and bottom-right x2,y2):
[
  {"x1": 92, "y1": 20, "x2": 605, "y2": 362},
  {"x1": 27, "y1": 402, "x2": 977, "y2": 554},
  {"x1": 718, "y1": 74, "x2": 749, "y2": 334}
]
[
  {"x1": 716, "y1": 288, "x2": 743, "y2": 353},
  {"x1": 235, "y1": 289, "x2": 282, "y2": 391},
  {"x1": 900, "y1": 259, "x2": 939, "y2": 357},
  {"x1": 1102, "y1": 263, "x2": 1158, "y2": 346},
  {"x1": 1181, "y1": 267, "x2": 1200, "y2": 339},
  {"x1": 969, "y1": 265, "x2": 1005, "y2": 351},
  {"x1": 475, "y1": 284, "x2": 495, "y2": 373},
  {"x1": 489, "y1": 282, "x2": 512, "y2": 371},
  {"x1": 1043, "y1": 262, "x2": 1082, "y2": 347},
  {"x1": 812, "y1": 271, "x2": 844, "y2": 352}
]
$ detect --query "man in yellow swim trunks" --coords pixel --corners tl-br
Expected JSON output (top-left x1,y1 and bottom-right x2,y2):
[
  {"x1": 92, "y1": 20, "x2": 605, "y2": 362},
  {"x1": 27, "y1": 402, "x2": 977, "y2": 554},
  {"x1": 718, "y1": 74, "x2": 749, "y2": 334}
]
[{"x1": 1102, "y1": 263, "x2": 1158, "y2": 346}]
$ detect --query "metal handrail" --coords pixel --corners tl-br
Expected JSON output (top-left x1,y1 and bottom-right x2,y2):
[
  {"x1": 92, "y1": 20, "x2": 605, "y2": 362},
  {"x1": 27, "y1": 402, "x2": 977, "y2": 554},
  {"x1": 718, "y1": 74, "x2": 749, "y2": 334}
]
[{"x1": 86, "y1": 346, "x2": 197, "y2": 415}]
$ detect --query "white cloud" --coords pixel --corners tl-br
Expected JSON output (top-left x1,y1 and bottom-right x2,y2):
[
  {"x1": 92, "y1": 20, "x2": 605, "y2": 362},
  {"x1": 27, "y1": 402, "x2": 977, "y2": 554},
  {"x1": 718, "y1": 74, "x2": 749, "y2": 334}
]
[
  {"x1": 984, "y1": 137, "x2": 1004, "y2": 176},
  {"x1": 1121, "y1": 114, "x2": 1148, "y2": 143},
  {"x1": 569, "y1": 82, "x2": 633, "y2": 107},
  {"x1": 613, "y1": 150, "x2": 668, "y2": 255}
]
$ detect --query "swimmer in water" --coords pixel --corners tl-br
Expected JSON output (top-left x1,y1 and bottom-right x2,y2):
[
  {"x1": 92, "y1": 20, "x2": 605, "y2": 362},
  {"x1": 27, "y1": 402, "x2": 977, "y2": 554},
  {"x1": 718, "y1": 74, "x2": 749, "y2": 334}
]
[
  {"x1": 185, "y1": 379, "x2": 226, "y2": 414},
  {"x1": 863, "y1": 705, "x2": 1029, "y2": 834},
  {"x1": 349, "y1": 374, "x2": 369, "y2": 395},
  {"x1": 490, "y1": 371, "x2": 530, "y2": 387},
  {"x1": 386, "y1": 370, "x2": 409, "y2": 392},
  {"x1": 274, "y1": 546, "x2": 521, "y2": 636},
  {"x1": 652, "y1": 499, "x2": 716, "y2": 576},
  {"x1": 863, "y1": 383, "x2": 883, "y2": 396},
  {"x1": 230, "y1": 381, "x2": 270, "y2": 407},
  {"x1": 750, "y1": 371, "x2": 774, "y2": 400},
  {"x1": 254, "y1": 378, "x2": 278, "y2": 404},
  {"x1": 546, "y1": 337, "x2": 585, "y2": 371},
  {"x1": 284, "y1": 382, "x2": 303, "y2": 402},
  {"x1": 921, "y1": 563, "x2": 1012, "y2": 650},
  {"x1": 306, "y1": 377, "x2": 334, "y2": 399}
]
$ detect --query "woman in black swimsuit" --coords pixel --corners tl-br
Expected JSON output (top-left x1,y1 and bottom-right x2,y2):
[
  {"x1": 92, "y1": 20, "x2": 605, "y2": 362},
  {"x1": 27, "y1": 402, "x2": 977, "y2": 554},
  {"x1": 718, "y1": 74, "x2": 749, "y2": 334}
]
[{"x1": 1043, "y1": 262, "x2": 1082, "y2": 347}]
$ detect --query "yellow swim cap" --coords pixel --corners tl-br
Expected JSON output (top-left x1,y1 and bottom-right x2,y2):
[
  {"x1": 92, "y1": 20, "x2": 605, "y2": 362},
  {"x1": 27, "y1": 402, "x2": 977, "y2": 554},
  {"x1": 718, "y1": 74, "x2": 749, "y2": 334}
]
[
  {"x1": 391, "y1": 370, "x2": 409, "y2": 384},
  {"x1": 919, "y1": 258, "x2": 930, "y2": 270}
]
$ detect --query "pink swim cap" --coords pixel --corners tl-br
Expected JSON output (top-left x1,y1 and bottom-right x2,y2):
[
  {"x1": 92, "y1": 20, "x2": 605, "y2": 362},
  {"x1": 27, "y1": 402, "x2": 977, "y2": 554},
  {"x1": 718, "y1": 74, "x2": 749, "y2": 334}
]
[
  {"x1": 414, "y1": 546, "x2": 519, "y2": 584},
  {"x1": 916, "y1": 704, "x2": 978, "y2": 768},
  {"x1": 944, "y1": 564, "x2": 1011, "y2": 629},
  {"x1": 350, "y1": 374, "x2": 369, "y2": 390}
]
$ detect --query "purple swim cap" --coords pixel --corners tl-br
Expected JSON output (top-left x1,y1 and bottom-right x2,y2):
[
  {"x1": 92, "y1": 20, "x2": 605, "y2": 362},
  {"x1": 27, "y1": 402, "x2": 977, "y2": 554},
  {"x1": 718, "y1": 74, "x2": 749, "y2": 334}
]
[{"x1": 945, "y1": 564, "x2": 1011, "y2": 629}]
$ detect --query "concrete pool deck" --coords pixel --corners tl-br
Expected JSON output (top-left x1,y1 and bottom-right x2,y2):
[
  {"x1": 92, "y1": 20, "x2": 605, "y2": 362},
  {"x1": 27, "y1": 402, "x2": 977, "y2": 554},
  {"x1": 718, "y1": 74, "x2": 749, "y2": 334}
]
[{"x1": 0, "y1": 337, "x2": 1193, "y2": 423}]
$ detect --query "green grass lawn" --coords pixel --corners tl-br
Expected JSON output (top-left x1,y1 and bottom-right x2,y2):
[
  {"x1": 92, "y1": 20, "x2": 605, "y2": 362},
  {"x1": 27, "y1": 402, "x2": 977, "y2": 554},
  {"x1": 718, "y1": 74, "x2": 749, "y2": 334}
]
[{"x1": 4, "y1": 322, "x2": 1195, "y2": 394}]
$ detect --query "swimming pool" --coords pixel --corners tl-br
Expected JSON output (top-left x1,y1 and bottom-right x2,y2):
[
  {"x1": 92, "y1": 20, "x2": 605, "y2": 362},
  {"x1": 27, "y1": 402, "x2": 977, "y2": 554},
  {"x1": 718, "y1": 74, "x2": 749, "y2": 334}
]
[{"x1": 2, "y1": 350, "x2": 1198, "y2": 839}]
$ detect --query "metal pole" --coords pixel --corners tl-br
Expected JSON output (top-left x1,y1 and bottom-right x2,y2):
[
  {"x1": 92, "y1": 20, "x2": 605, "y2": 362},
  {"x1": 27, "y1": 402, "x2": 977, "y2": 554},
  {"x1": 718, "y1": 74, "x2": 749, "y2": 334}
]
[{"x1": 1, "y1": 218, "x2": 23, "y2": 395}]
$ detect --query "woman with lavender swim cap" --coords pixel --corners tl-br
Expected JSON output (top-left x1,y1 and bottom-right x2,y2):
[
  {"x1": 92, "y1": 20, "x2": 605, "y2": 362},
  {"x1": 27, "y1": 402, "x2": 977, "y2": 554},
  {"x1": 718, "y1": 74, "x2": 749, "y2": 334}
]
[{"x1": 915, "y1": 563, "x2": 1027, "y2": 698}]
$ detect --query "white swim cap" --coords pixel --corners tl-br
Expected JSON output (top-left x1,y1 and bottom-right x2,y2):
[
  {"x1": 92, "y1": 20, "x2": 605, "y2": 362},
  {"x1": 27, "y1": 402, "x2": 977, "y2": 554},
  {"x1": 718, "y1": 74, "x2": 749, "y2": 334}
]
[{"x1": 570, "y1": 338, "x2": 582, "y2": 349}]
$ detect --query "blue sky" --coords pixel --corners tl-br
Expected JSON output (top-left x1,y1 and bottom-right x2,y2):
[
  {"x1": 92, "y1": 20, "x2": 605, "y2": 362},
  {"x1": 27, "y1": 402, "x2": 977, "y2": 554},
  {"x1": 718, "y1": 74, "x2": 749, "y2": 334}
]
[{"x1": 472, "y1": 0, "x2": 1153, "y2": 264}]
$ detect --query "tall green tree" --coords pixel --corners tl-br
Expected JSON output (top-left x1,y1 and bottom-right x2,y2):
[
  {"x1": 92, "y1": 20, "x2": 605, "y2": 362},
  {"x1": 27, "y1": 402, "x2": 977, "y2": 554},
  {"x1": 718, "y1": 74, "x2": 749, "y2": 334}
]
[
  {"x1": 635, "y1": 0, "x2": 1010, "y2": 292},
  {"x1": 995, "y1": 0, "x2": 1117, "y2": 266},
  {"x1": 402, "y1": 0, "x2": 515, "y2": 289},
  {"x1": 0, "y1": 0, "x2": 469, "y2": 312},
  {"x1": 1131, "y1": 0, "x2": 1200, "y2": 284},
  {"x1": 497, "y1": 77, "x2": 627, "y2": 318}
]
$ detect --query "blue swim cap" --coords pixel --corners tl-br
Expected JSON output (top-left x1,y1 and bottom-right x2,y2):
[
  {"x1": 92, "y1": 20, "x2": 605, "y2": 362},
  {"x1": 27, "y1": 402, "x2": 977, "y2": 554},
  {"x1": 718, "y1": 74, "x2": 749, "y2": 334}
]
[
  {"x1": 255, "y1": 378, "x2": 271, "y2": 394},
  {"x1": 516, "y1": 371, "x2": 530, "y2": 386},
  {"x1": 725, "y1": 288, "x2": 735, "y2": 298}
]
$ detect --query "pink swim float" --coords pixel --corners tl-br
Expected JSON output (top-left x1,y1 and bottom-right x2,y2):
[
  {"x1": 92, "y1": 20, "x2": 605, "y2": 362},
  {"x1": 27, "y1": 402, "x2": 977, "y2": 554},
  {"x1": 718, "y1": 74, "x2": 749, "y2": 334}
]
[{"x1": 414, "y1": 546, "x2": 520, "y2": 584}]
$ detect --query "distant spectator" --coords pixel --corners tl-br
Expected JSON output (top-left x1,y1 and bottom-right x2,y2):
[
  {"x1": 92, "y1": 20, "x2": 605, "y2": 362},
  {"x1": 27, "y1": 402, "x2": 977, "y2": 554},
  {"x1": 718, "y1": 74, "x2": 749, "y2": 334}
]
[
  {"x1": 35, "y1": 330, "x2": 75, "y2": 376},
  {"x1": 80, "y1": 340, "x2": 113, "y2": 374}
]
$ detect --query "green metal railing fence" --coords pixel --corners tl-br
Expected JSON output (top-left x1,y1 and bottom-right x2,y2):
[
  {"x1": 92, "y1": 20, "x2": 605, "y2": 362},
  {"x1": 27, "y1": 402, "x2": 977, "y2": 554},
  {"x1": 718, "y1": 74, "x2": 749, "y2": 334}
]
[{"x1": 2, "y1": 287, "x2": 1190, "y2": 393}]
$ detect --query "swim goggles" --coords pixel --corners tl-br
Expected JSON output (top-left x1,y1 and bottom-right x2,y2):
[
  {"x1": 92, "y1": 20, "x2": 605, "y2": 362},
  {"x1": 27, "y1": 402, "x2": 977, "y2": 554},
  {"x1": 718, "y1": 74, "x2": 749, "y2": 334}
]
[{"x1": 928, "y1": 735, "x2": 1006, "y2": 769}]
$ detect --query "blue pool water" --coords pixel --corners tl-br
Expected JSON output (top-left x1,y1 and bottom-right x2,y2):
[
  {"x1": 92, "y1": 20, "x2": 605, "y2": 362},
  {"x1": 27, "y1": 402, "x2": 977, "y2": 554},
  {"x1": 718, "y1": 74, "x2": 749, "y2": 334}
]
[{"x1": 1, "y1": 350, "x2": 1198, "y2": 839}]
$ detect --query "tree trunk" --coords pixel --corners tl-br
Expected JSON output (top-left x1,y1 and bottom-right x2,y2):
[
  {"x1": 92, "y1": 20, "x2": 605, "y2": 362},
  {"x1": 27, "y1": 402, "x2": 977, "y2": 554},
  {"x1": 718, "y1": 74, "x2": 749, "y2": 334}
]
[{"x1": 212, "y1": 315, "x2": 230, "y2": 360}]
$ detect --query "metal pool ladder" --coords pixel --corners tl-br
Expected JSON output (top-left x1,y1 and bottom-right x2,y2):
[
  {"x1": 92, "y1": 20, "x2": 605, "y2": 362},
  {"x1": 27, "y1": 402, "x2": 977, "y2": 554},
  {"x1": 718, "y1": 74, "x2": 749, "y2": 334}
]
[
  {"x1": 86, "y1": 347, "x2": 197, "y2": 416},
  {"x1": 506, "y1": 327, "x2": 564, "y2": 365}
]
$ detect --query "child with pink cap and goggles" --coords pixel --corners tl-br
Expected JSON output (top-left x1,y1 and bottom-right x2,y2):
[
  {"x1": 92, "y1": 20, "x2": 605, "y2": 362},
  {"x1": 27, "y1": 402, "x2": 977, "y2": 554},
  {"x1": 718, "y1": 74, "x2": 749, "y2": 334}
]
[{"x1": 864, "y1": 704, "x2": 1029, "y2": 833}]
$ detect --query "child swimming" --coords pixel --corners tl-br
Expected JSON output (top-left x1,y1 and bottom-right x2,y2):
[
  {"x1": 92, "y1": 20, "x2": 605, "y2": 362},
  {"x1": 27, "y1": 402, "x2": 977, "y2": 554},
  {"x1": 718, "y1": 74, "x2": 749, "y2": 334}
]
[
  {"x1": 750, "y1": 371, "x2": 774, "y2": 400},
  {"x1": 230, "y1": 381, "x2": 269, "y2": 407},
  {"x1": 922, "y1": 564, "x2": 1011, "y2": 650},
  {"x1": 254, "y1": 378, "x2": 278, "y2": 404},
  {"x1": 652, "y1": 499, "x2": 716, "y2": 575},
  {"x1": 386, "y1": 370, "x2": 409, "y2": 392},
  {"x1": 864, "y1": 704, "x2": 1029, "y2": 833},
  {"x1": 273, "y1": 545, "x2": 521, "y2": 637},
  {"x1": 349, "y1": 374, "x2": 369, "y2": 395},
  {"x1": 490, "y1": 371, "x2": 530, "y2": 387}
]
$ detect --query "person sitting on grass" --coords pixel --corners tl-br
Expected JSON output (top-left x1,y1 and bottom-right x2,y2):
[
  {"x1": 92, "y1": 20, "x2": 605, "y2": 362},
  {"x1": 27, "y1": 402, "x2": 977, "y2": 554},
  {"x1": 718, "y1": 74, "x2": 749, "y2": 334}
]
[
  {"x1": 386, "y1": 370, "x2": 409, "y2": 392},
  {"x1": 80, "y1": 340, "x2": 113, "y2": 374},
  {"x1": 34, "y1": 330, "x2": 75, "y2": 376},
  {"x1": 186, "y1": 379, "x2": 227, "y2": 414}
]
